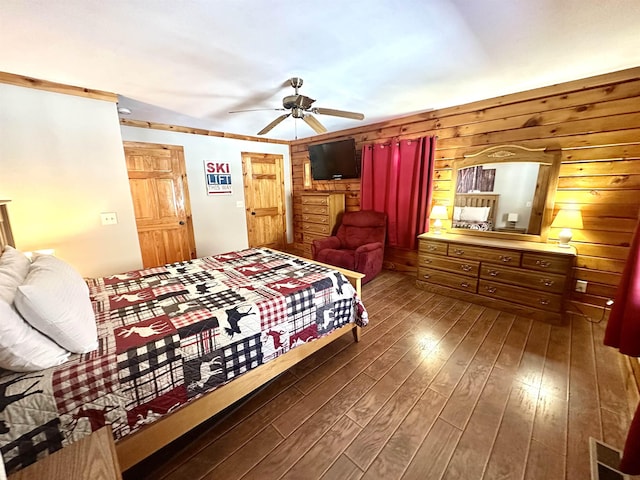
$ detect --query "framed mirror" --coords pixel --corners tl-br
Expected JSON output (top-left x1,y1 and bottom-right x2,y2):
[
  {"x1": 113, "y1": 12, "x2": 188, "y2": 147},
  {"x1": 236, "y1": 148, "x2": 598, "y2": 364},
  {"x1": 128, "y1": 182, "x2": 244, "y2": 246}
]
[{"x1": 448, "y1": 145, "x2": 561, "y2": 242}]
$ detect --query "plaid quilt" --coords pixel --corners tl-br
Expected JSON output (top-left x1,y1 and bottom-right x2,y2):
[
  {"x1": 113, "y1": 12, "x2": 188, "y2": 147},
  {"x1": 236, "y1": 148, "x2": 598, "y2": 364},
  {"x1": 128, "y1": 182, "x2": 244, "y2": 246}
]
[{"x1": 0, "y1": 248, "x2": 367, "y2": 474}]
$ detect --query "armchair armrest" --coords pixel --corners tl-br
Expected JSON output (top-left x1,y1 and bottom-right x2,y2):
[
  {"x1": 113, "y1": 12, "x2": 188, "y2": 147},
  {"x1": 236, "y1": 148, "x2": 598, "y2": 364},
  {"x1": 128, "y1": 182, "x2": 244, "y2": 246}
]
[
  {"x1": 355, "y1": 242, "x2": 383, "y2": 254},
  {"x1": 312, "y1": 236, "x2": 341, "y2": 258}
]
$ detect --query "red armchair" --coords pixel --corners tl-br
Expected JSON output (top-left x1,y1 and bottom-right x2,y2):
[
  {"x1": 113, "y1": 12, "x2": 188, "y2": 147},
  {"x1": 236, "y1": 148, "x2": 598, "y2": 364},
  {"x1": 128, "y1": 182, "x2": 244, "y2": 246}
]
[{"x1": 312, "y1": 210, "x2": 387, "y2": 284}]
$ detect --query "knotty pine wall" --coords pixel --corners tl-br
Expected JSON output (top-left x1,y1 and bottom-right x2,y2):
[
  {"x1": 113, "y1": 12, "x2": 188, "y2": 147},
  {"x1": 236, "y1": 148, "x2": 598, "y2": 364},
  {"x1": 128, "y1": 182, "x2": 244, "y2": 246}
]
[{"x1": 290, "y1": 67, "x2": 640, "y2": 320}]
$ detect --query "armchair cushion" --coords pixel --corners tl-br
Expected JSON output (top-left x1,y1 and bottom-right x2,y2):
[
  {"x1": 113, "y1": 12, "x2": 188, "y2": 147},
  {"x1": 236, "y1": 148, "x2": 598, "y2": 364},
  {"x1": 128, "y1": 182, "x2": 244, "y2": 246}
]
[{"x1": 311, "y1": 236, "x2": 341, "y2": 259}]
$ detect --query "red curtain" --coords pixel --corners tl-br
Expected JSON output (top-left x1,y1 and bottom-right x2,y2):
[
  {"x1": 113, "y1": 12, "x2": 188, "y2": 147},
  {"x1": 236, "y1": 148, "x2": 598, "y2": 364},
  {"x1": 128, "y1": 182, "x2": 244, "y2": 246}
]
[
  {"x1": 604, "y1": 213, "x2": 640, "y2": 474},
  {"x1": 360, "y1": 136, "x2": 436, "y2": 250}
]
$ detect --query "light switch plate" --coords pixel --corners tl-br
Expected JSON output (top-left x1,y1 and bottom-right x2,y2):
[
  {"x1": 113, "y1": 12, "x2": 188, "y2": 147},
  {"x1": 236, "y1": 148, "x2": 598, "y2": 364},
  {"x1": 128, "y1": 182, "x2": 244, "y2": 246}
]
[
  {"x1": 575, "y1": 280, "x2": 588, "y2": 293},
  {"x1": 101, "y1": 212, "x2": 118, "y2": 225}
]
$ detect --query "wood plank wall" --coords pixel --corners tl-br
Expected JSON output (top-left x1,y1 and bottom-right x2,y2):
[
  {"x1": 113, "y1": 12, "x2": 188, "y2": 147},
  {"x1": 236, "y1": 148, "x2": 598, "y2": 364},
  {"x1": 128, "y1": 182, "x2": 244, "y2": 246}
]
[{"x1": 290, "y1": 67, "x2": 640, "y2": 320}]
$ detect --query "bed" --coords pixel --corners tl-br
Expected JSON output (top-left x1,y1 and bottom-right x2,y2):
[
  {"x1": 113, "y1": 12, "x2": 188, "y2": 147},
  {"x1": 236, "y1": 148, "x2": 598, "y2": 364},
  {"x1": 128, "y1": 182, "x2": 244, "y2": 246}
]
[
  {"x1": 452, "y1": 193, "x2": 499, "y2": 231},
  {"x1": 0, "y1": 239, "x2": 367, "y2": 474}
]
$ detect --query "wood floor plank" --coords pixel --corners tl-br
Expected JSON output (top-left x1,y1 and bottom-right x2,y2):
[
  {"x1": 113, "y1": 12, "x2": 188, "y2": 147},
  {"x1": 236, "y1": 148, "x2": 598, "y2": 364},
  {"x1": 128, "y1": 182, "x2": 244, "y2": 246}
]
[
  {"x1": 439, "y1": 312, "x2": 513, "y2": 429},
  {"x1": 540, "y1": 323, "x2": 571, "y2": 402},
  {"x1": 201, "y1": 425, "x2": 284, "y2": 480},
  {"x1": 531, "y1": 389, "x2": 568, "y2": 456},
  {"x1": 494, "y1": 316, "x2": 533, "y2": 374},
  {"x1": 441, "y1": 368, "x2": 513, "y2": 480},
  {"x1": 281, "y1": 416, "x2": 362, "y2": 480},
  {"x1": 524, "y1": 439, "x2": 566, "y2": 480},
  {"x1": 242, "y1": 373, "x2": 375, "y2": 480},
  {"x1": 566, "y1": 318, "x2": 601, "y2": 480},
  {"x1": 320, "y1": 455, "x2": 364, "y2": 480},
  {"x1": 161, "y1": 384, "x2": 305, "y2": 479},
  {"x1": 400, "y1": 419, "x2": 462, "y2": 480},
  {"x1": 515, "y1": 320, "x2": 551, "y2": 389},
  {"x1": 360, "y1": 389, "x2": 447, "y2": 480},
  {"x1": 483, "y1": 381, "x2": 538, "y2": 480}
]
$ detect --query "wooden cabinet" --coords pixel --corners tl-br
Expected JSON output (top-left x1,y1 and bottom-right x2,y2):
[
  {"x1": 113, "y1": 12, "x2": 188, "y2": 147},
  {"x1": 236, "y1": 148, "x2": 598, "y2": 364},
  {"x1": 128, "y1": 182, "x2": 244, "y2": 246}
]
[
  {"x1": 300, "y1": 192, "x2": 345, "y2": 258},
  {"x1": 416, "y1": 232, "x2": 576, "y2": 324},
  {"x1": 8, "y1": 427, "x2": 121, "y2": 480}
]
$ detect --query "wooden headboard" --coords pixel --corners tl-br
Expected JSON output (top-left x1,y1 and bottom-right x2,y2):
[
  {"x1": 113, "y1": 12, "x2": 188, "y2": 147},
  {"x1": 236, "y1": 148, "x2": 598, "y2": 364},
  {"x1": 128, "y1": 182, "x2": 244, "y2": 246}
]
[
  {"x1": 0, "y1": 201, "x2": 15, "y2": 249},
  {"x1": 454, "y1": 193, "x2": 500, "y2": 225}
]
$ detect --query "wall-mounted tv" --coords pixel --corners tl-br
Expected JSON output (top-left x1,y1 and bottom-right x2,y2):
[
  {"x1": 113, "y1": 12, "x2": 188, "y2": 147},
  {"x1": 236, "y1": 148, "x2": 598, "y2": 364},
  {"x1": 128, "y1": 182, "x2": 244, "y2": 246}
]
[{"x1": 308, "y1": 138, "x2": 359, "y2": 180}]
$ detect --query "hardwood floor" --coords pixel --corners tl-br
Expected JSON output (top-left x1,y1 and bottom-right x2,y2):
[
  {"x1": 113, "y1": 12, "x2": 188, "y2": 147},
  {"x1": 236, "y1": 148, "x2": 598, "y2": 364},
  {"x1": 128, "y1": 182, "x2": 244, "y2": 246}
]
[{"x1": 124, "y1": 271, "x2": 640, "y2": 480}]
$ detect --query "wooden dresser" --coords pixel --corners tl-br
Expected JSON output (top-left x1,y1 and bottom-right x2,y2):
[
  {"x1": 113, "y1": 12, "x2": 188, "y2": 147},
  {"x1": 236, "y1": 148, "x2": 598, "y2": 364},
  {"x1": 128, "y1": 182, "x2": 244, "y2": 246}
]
[
  {"x1": 300, "y1": 192, "x2": 345, "y2": 258},
  {"x1": 416, "y1": 232, "x2": 576, "y2": 324}
]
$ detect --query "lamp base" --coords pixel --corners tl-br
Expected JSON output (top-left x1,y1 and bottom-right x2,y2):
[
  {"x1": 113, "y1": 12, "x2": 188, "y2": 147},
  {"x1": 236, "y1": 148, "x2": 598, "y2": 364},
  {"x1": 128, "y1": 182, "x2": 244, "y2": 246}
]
[
  {"x1": 557, "y1": 228, "x2": 572, "y2": 248},
  {"x1": 432, "y1": 219, "x2": 443, "y2": 234}
]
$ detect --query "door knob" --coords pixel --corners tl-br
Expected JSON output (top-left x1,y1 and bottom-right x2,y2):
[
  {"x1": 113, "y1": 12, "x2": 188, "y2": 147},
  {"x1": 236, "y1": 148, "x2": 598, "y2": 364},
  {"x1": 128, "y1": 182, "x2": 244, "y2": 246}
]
[
  {"x1": 251, "y1": 212, "x2": 256, "y2": 216},
  {"x1": 179, "y1": 221, "x2": 185, "y2": 225}
]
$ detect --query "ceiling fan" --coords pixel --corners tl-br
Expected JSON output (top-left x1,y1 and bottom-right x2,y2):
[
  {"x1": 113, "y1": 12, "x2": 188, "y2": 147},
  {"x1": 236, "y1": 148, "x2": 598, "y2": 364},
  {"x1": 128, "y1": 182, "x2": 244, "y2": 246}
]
[{"x1": 229, "y1": 77, "x2": 365, "y2": 135}]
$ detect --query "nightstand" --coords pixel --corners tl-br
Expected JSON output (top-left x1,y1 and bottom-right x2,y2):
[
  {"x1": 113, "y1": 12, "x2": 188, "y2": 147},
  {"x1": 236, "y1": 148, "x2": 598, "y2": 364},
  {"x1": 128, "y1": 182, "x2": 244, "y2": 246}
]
[{"x1": 8, "y1": 427, "x2": 121, "y2": 480}]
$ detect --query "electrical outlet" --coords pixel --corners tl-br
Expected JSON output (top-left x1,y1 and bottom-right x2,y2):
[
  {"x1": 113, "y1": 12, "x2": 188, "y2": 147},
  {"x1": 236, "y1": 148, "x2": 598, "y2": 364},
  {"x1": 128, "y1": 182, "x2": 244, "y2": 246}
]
[
  {"x1": 100, "y1": 212, "x2": 118, "y2": 225},
  {"x1": 575, "y1": 280, "x2": 588, "y2": 293}
]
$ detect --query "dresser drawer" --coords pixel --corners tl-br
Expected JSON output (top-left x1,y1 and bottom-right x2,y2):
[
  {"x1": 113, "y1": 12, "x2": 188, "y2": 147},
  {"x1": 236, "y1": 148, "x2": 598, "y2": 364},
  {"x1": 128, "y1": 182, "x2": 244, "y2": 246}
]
[
  {"x1": 418, "y1": 267, "x2": 478, "y2": 293},
  {"x1": 303, "y1": 232, "x2": 328, "y2": 245},
  {"x1": 522, "y1": 253, "x2": 572, "y2": 274},
  {"x1": 448, "y1": 244, "x2": 521, "y2": 266},
  {"x1": 478, "y1": 279, "x2": 563, "y2": 312},
  {"x1": 419, "y1": 240, "x2": 448, "y2": 256},
  {"x1": 480, "y1": 264, "x2": 566, "y2": 293},
  {"x1": 302, "y1": 204, "x2": 329, "y2": 215},
  {"x1": 301, "y1": 195, "x2": 329, "y2": 206},
  {"x1": 419, "y1": 254, "x2": 479, "y2": 277},
  {"x1": 302, "y1": 213, "x2": 329, "y2": 225},
  {"x1": 303, "y1": 222, "x2": 331, "y2": 235}
]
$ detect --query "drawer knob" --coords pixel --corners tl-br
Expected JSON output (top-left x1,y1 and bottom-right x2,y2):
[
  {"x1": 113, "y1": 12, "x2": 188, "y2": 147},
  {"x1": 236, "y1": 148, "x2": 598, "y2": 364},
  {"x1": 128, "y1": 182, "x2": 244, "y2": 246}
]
[
  {"x1": 423, "y1": 274, "x2": 431, "y2": 279},
  {"x1": 424, "y1": 259, "x2": 432, "y2": 264},
  {"x1": 427, "y1": 245, "x2": 437, "y2": 251},
  {"x1": 536, "y1": 260, "x2": 552, "y2": 268},
  {"x1": 460, "y1": 264, "x2": 472, "y2": 272},
  {"x1": 540, "y1": 279, "x2": 555, "y2": 287},
  {"x1": 499, "y1": 255, "x2": 512, "y2": 263},
  {"x1": 454, "y1": 249, "x2": 464, "y2": 255},
  {"x1": 460, "y1": 282, "x2": 470, "y2": 288},
  {"x1": 485, "y1": 286, "x2": 497, "y2": 294},
  {"x1": 488, "y1": 269, "x2": 500, "y2": 277},
  {"x1": 539, "y1": 298, "x2": 551, "y2": 305}
]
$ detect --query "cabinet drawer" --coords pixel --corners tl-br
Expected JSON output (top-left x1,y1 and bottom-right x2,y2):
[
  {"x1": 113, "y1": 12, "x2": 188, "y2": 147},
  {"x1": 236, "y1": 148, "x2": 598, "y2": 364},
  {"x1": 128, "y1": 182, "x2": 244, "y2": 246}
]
[
  {"x1": 448, "y1": 244, "x2": 521, "y2": 266},
  {"x1": 480, "y1": 264, "x2": 566, "y2": 293},
  {"x1": 301, "y1": 195, "x2": 329, "y2": 206},
  {"x1": 419, "y1": 254, "x2": 479, "y2": 277},
  {"x1": 522, "y1": 253, "x2": 572, "y2": 274},
  {"x1": 303, "y1": 222, "x2": 331, "y2": 235},
  {"x1": 302, "y1": 204, "x2": 329, "y2": 215},
  {"x1": 302, "y1": 214, "x2": 329, "y2": 225},
  {"x1": 478, "y1": 279, "x2": 562, "y2": 312},
  {"x1": 419, "y1": 240, "x2": 447, "y2": 256},
  {"x1": 303, "y1": 232, "x2": 327, "y2": 245},
  {"x1": 418, "y1": 267, "x2": 478, "y2": 293}
]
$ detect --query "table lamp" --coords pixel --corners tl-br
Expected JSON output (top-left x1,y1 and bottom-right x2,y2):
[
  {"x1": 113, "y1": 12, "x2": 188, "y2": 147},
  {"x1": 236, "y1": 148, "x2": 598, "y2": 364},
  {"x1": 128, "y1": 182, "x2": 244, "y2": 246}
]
[
  {"x1": 430, "y1": 205, "x2": 449, "y2": 234},
  {"x1": 550, "y1": 208, "x2": 583, "y2": 247}
]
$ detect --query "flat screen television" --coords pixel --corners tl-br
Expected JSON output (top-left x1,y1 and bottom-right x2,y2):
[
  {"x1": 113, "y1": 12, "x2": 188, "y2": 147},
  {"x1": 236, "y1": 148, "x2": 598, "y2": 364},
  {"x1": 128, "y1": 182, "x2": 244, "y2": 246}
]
[{"x1": 308, "y1": 138, "x2": 359, "y2": 180}]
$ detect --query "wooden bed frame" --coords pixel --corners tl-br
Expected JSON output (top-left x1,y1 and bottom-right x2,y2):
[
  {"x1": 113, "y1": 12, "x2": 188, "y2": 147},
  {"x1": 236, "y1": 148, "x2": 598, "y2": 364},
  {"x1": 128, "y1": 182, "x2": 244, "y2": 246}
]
[
  {"x1": 0, "y1": 209, "x2": 365, "y2": 471},
  {"x1": 454, "y1": 193, "x2": 499, "y2": 227}
]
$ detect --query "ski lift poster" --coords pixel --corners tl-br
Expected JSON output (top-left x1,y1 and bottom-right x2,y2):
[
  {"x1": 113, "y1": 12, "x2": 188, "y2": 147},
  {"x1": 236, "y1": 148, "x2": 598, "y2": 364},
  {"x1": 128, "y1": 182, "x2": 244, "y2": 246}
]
[{"x1": 204, "y1": 161, "x2": 233, "y2": 195}]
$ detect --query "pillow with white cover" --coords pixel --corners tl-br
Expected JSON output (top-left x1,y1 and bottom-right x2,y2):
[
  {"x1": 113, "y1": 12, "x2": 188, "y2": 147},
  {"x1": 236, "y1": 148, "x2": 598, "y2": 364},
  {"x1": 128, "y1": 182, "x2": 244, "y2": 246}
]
[
  {"x1": 460, "y1": 206, "x2": 491, "y2": 222},
  {"x1": 0, "y1": 246, "x2": 31, "y2": 304},
  {"x1": 453, "y1": 206, "x2": 463, "y2": 222},
  {"x1": 0, "y1": 300, "x2": 70, "y2": 372},
  {"x1": 14, "y1": 255, "x2": 98, "y2": 354}
]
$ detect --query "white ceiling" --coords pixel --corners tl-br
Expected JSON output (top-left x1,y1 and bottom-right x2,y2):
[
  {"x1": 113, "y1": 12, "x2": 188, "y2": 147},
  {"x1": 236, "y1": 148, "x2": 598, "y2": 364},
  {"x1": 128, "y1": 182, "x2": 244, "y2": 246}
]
[{"x1": 2, "y1": 0, "x2": 640, "y2": 141}]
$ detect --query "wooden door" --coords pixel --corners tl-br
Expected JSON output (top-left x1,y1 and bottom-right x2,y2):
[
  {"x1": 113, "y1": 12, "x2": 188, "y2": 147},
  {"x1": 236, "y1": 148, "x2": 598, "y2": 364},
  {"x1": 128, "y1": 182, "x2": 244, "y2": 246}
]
[
  {"x1": 242, "y1": 152, "x2": 287, "y2": 249},
  {"x1": 124, "y1": 142, "x2": 196, "y2": 268}
]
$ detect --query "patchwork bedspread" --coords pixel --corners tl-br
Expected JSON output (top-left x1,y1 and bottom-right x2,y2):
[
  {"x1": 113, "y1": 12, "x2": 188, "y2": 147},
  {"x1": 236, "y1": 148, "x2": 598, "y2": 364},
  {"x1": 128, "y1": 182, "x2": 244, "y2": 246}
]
[{"x1": 0, "y1": 248, "x2": 367, "y2": 473}]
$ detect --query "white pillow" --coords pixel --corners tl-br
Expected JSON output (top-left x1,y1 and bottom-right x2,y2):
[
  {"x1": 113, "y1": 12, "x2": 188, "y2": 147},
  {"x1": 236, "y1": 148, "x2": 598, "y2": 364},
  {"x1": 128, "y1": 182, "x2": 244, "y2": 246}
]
[
  {"x1": 460, "y1": 206, "x2": 491, "y2": 222},
  {"x1": 0, "y1": 300, "x2": 70, "y2": 372},
  {"x1": 14, "y1": 255, "x2": 98, "y2": 354},
  {"x1": 453, "y1": 206, "x2": 463, "y2": 221},
  {"x1": 0, "y1": 246, "x2": 31, "y2": 304}
]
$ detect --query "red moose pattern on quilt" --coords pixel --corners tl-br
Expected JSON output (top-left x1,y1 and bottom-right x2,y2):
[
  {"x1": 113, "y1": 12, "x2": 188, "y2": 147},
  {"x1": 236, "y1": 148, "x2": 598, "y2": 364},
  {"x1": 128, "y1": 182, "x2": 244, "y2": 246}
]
[{"x1": 0, "y1": 248, "x2": 367, "y2": 474}]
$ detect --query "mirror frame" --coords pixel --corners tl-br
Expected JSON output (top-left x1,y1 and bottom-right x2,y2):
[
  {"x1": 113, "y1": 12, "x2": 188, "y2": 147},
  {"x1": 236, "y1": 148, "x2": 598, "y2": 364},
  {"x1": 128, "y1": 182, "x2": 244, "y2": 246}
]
[{"x1": 448, "y1": 144, "x2": 562, "y2": 243}]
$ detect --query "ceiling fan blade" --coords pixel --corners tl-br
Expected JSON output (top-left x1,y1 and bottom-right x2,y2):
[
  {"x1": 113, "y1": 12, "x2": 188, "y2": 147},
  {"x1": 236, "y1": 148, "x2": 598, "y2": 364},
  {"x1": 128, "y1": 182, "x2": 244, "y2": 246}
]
[
  {"x1": 302, "y1": 114, "x2": 328, "y2": 134},
  {"x1": 313, "y1": 107, "x2": 365, "y2": 120},
  {"x1": 229, "y1": 108, "x2": 286, "y2": 114},
  {"x1": 257, "y1": 113, "x2": 291, "y2": 135}
]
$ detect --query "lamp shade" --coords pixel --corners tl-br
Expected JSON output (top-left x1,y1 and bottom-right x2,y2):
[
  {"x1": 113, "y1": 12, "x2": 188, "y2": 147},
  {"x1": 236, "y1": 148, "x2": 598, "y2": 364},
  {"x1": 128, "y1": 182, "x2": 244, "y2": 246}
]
[
  {"x1": 430, "y1": 205, "x2": 449, "y2": 220},
  {"x1": 551, "y1": 209, "x2": 583, "y2": 229}
]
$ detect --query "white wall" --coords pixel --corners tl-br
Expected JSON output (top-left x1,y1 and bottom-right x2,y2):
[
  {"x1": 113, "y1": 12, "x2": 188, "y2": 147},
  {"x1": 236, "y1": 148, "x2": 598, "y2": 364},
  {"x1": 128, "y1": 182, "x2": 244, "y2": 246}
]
[
  {"x1": 0, "y1": 83, "x2": 142, "y2": 277},
  {"x1": 120, "y1": 127, "x2": 292, "y2": 257}
]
